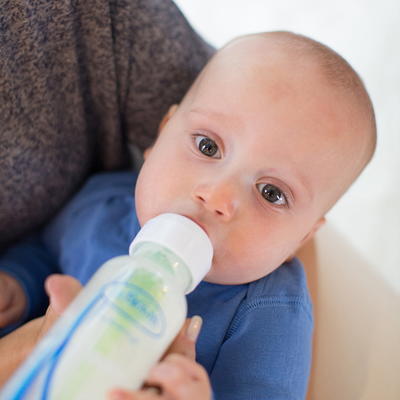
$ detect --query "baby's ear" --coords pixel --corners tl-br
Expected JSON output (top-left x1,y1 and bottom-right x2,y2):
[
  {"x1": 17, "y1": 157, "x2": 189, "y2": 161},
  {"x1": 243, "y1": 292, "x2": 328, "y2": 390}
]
[
  {"x1": 143, "y1": 147, "x2": 152, "y2": 160},
  {"x1": 145, "y1": 105, "x2": 179, "y2": 161},
  {"x1": 286, "y1": 217, "x2": 326, "y2": 262},
  {"x1": 158, "y1": 104, "x2": 178, "y2": 134},
  {"x1": 301, "y1": 217, "x2": 326, "y2": 246}
]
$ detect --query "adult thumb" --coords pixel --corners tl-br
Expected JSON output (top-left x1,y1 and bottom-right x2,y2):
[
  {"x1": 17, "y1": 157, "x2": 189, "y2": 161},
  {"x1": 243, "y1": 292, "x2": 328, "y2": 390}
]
[
  {"x1": 35, "y1": 275, "x2": 82, "y2": 342},
  {"x1": 45, "y1": 274, "x2": 82, "y2": 315}
]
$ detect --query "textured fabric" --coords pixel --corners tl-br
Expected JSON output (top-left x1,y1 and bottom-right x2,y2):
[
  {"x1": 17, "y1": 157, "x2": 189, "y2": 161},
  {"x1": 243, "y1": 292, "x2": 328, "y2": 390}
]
[
  {"x1": 0, "y1": 172, "x2": 313, "y2": 399},
  {"x1": 0, "y1": 0, "x2": 214, "y2": 250}
]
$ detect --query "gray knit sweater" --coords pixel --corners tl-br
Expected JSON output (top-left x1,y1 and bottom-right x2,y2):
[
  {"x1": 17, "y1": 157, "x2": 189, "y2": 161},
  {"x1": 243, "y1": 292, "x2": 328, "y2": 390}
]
[{"x1": 0, "y1": 0, "x2": 214, "y2": 249}]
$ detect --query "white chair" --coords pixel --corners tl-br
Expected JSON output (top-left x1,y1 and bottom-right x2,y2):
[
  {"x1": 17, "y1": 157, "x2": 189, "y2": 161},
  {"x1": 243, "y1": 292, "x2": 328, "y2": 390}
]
[{"x1": 297, "y1": 224, "x2": 400, "y2": 400}]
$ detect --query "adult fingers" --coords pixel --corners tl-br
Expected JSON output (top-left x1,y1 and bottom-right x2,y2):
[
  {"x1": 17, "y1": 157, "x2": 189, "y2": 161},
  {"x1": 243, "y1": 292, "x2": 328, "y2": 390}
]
[{"x1": 0, "y1": 317, "x2": 44, "y2": 386}]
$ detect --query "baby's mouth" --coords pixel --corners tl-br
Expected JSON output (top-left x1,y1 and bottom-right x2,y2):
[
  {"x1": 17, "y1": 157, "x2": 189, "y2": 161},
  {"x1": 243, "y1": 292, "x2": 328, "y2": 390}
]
[{"x1": 181, "y1": 214, "x2": 209, "y2": 237}]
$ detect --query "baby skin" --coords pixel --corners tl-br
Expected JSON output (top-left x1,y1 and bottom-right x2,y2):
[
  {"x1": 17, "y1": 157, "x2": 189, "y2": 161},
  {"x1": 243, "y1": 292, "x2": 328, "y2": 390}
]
[
  {"x1": 0, "y1": 272, "x2": 26, "y2": 328},
  {"x1": 0, "y1": 31, "x2": 376, "y2": 399}
]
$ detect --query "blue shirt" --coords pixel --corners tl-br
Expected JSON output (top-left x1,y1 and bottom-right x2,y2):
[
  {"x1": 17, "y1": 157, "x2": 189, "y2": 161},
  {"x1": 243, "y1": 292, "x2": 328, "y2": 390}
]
[{"x1": 0, "y1": 171, "x2": 313, "y2": 399}]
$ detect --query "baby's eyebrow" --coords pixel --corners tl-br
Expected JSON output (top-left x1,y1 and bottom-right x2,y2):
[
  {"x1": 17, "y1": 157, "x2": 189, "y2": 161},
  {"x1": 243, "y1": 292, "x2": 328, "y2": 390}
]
[
  {"x1": 189, "y1": 108, "x2": 228, "y2": 122},
  {"x1": 189, "y1": 108, "x2": 243, "y2": 135},
  {"x1": 289, "y1": 168, "x2": 312, "y2": 201},
  {"x1": 297, "y1": 176, "x2": 313, "y2": 203}
]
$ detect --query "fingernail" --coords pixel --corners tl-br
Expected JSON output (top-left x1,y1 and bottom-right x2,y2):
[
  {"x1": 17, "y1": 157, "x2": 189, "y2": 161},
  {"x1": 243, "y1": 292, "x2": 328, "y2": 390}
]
[
  {"x1": 186, "y1": 315, "x2": 202, "y2": 342},
  {"x1": 142, "y1": 384, "x2": 162, "y2": 395}
]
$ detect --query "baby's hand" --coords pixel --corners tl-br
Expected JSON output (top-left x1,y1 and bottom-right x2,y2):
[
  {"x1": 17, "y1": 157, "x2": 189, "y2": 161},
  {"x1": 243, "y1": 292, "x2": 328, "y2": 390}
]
[
  {"x1": 147, "y1": 353, "x2": 212, "y2": 400},
  {"x1": 0, "y1": 272, "x2": 27, "y2": 328}
]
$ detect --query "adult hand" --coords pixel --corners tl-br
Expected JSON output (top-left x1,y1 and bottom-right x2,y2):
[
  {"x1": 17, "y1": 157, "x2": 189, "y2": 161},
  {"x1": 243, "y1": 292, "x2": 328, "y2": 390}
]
[
  {"x1": 0, "y1": 274, "x2": 80, "y2": 386},
  {"x1": 37, "y1": 274, "x2": 82, "y2": 338},
  {"x1": 0, "y1": 274, "x2": 212, "y2": 400}
]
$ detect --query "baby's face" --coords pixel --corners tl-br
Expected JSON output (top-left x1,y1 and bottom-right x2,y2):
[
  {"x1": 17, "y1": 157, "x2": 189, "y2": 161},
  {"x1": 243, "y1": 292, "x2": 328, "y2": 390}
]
[{"x1": 135, "y1": 38, "x2": 364, "y2": 284}]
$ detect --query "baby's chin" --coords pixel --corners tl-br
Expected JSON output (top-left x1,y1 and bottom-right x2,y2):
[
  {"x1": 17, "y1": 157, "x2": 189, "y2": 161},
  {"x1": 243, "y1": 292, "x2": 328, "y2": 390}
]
[
  {"x1": 202, "y1": 260, "x2": 242, "y2": 285},
  {"x1": 202, "y1": 273, "x2": 258, "y2": 286},
  {"x1": 203, "y1": 267, "x2": 263, "y2": 286},
  {"x1": 203, "y1": 257, "x2": 283, "y2": 285}
]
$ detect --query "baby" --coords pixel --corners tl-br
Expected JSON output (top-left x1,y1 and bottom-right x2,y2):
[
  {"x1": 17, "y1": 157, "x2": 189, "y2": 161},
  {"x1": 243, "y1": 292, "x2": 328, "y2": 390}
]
[{"x1": 0, "y1": 31, "x2": 376, "y2": 399}]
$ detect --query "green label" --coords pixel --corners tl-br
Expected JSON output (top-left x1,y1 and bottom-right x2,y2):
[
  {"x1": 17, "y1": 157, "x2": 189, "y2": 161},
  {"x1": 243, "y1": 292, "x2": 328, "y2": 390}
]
[{"x1": 104, "y1": 281, "x2": 165, "y2": 337}]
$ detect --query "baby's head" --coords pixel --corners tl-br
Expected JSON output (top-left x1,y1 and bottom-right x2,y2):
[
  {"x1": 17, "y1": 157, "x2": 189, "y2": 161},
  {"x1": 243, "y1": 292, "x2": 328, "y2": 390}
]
[{"x1": 135, "y1": 31, "x2": 376, "y2": 284}]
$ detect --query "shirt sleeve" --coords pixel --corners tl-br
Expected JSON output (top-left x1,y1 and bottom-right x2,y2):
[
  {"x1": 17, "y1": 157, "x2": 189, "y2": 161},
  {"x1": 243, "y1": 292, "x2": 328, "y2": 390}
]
[
  {"x1": 209, "y1": 296, "x2": 313, "y2": 400},
  {"x1": 0, "y1": 171, "x2": 138, "y2": 336},
  {"x1": 0, "y1": 175, "x2": 106, "y2": 329},
  {"x1": 0, "y1": 177, "x2": 100, "y2": 328}
]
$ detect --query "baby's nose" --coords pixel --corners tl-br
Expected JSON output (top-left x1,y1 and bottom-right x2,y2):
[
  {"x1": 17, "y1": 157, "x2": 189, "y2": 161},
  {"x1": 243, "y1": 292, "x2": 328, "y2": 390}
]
[{"x1": 191, "y1": 180, "x2": 239, "y2": 221}]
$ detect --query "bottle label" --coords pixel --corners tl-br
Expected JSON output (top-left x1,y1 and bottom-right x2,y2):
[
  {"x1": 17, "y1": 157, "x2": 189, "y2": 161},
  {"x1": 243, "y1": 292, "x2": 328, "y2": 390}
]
[{"x1": 104, "y1": 281, "x2": 165, "y2": 337}]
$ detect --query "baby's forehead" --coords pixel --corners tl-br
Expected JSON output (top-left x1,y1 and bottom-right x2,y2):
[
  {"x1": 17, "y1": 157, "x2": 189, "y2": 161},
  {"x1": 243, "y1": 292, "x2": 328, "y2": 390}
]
[
  {"x1": 205, "y1": 34, "x2": 362, "y2": 105},
  {"x1": 201, "y1": 39, "x2": 333, "y2": 106},
  {"x1": 209, "y1": 35, "x2": 318, "y2": 75}
]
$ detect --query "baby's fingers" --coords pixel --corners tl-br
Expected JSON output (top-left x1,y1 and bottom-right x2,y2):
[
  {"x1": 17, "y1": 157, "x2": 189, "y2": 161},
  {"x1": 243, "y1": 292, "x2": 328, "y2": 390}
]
[
  {"x1": 108, "y1": 388, "x2": 160, "y2": 400},
  {"x1": 0, "y1": 276, "x2": 12, "y2": 312},
  {"x1": 0, "y1": 308, "x2": 11, "y2": 327},
  {"x1": 0, "y1": 304, "x2": 23, "y2": 328},
  {"x1": 145, "y1": 354, "x2": 211, "y2": 400},
  {"x1": 0, "y1": 273, "x2": 26, "y2": 327}
]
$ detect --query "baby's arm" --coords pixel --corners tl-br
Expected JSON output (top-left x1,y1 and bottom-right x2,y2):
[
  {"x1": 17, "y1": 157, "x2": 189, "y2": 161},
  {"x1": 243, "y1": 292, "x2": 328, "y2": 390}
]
[{"x1": 209, "y1": 297, "x2": 313, "y2": 400}]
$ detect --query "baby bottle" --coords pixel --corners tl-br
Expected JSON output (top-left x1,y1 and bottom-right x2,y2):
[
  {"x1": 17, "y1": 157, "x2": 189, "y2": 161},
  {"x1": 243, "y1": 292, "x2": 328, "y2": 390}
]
[{"x1": 0, "y1": 213, "x2": 213, "y2": 400}]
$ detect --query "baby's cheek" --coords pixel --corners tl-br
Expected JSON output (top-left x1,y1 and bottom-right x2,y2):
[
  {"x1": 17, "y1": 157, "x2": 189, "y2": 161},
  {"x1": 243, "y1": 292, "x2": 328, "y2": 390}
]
[
  {"x1": 230, "y1": 240, "x2": 287, "y2": 280},
  {"x1": 135, "y1": 172, "x2": 159, "y2": 225},
  {"x1": 134, "y1": 194, "x2": 154, "y2": 229},
  {"x1": 203, "y1": 247, "x2": 264, "y2": 284}
]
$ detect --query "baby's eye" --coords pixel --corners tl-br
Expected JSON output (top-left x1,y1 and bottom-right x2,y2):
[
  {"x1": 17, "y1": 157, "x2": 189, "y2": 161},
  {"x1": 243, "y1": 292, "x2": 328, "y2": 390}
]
[
  {"x1": 194, "y1": 135, "x2": 221, "y2": 158},
  {"x1": 257, "y1": 183, "x2": 287, "y2": 206}
]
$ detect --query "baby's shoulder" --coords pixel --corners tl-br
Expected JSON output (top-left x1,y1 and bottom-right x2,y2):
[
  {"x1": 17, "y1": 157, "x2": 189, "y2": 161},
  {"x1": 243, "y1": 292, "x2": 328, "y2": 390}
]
[
  {"x1": 221, "y1": 258, "x2": 313, "y2": 344},
  {"x1": 244, "y1": 258, "x2": 312, "y2": 314}
]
